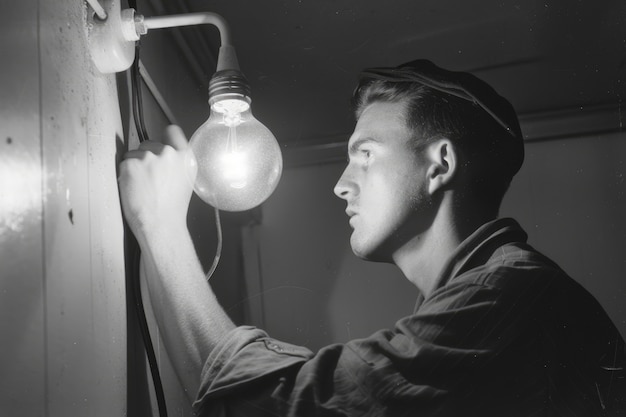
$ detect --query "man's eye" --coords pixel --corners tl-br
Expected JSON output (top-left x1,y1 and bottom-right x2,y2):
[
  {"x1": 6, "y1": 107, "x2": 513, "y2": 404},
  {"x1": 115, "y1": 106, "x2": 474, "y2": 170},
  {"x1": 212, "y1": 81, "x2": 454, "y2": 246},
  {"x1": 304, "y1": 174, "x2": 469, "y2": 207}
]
[{"x1": 361, "y1": 149, "x2": 371, "y2": 158}]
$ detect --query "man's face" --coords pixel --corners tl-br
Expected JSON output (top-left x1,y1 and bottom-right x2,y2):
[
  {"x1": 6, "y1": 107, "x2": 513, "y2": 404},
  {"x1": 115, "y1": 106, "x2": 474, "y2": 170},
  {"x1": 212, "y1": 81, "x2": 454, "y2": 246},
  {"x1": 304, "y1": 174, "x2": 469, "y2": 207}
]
[{"x1": 334, "y1": 100, "x2": 436, "y2": 262}]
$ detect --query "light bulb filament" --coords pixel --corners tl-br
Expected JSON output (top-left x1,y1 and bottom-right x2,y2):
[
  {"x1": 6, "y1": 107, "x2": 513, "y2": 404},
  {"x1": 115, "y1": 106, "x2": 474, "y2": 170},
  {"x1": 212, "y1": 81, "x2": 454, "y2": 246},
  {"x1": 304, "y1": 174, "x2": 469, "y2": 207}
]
[{"x1": 221, "y1": 151, "x2": 248, "y2": 189}]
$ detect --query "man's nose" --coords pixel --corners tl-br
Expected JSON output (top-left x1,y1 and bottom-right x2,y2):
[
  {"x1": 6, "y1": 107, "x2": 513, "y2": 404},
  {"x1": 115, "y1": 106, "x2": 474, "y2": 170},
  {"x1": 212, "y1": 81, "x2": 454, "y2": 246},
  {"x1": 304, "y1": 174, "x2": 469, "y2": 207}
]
[{"x1": 333, "y1": 166, "x2": 355, "y2": 200}]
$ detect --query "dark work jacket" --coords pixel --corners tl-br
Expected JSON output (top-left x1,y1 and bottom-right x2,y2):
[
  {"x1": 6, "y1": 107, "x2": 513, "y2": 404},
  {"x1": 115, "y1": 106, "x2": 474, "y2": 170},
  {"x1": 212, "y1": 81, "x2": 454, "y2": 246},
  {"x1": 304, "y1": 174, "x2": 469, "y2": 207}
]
[{"x1": 194, "y1": 218, "x2": 626, "y2": 416}]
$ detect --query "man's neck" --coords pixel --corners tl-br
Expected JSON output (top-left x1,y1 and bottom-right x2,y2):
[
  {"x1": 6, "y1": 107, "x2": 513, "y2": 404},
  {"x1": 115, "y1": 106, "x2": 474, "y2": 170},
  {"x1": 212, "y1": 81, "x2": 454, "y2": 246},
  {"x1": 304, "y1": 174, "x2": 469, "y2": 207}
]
[{"x1": 393, "y1": 203, "x2": 495, "y2": 298}]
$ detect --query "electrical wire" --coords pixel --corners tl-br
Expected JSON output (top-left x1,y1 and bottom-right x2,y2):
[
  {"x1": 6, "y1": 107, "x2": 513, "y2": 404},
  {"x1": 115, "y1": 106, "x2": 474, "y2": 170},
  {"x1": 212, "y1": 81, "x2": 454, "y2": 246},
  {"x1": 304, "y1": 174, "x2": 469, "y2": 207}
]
[
  {"x1": 205, "y1": 207, "x2": 222, "y2": 280},
  {"x1": 129, "y1": 38, "x2": 169, "y2": 417},
  {"x1": 129, "y1": 235, "x2": 169, "y2": 417},
  {"x1": 131, "y1": 44, "x2": 150, "y2": 143}
]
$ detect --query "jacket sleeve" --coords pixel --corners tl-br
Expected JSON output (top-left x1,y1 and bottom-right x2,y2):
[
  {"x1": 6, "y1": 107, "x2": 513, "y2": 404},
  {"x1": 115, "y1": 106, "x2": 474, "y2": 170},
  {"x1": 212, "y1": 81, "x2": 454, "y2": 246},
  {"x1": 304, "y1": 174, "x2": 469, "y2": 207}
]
[{"x1": 193, "y1": 265, "x2": 563, "y2": 416}]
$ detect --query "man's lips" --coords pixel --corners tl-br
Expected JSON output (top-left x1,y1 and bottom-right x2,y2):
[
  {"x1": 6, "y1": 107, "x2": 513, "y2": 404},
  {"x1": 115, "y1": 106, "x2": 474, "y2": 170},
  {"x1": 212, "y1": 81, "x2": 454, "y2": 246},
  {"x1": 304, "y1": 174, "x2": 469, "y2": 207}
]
[
  {"x1": 346, "y1": 208, "x2": 358, "y2": 229},
  {"x1": 349, "y1": 215, "x2": 357, "y2": 228}
]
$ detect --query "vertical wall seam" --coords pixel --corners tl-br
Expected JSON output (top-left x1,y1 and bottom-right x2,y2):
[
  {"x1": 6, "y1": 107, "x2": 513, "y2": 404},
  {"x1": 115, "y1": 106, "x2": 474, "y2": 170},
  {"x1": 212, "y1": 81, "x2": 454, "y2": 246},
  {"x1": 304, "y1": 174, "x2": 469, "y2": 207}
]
[
  {"x1": 86, "y1": 69, "x2": 95, "y2": 365},
  {"x1": 35, "y1": 0, "x2": 48, "y2": 415}
]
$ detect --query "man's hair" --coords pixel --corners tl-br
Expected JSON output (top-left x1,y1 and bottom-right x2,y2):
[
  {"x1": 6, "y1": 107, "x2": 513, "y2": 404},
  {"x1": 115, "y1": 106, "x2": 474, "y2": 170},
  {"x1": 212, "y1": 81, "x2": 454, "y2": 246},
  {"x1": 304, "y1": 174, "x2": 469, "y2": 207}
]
[{"x1": 352, "y1": 64, "x2": 524, "y2": 211}]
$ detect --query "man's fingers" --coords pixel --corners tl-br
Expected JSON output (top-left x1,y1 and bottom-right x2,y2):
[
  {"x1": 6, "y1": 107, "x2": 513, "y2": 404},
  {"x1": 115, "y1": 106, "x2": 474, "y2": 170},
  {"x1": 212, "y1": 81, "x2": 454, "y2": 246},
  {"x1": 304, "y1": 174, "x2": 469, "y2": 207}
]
[
  {"x1": 123, "y1": 149, "x2": 146, "y2": 160},
  {"x1": 123, "y1": 140, "x2": 165, "y2": 160},
  {"x1": 139, "y1": 140, "x2": 165, "y2": 152},
  {"x1": 163, "y1": 125, "x2": 189, "y2": 151},
  {"x1": 122, "y1": 126, "x2": 187, "y2": 160}
]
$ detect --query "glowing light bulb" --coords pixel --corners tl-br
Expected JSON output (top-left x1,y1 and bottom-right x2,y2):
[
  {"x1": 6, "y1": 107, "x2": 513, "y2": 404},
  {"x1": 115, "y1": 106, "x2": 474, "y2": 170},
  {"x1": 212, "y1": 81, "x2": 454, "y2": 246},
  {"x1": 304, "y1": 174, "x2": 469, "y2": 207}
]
[{"x1": 189, "y1": 93, "x2": 282, "y2": 212}]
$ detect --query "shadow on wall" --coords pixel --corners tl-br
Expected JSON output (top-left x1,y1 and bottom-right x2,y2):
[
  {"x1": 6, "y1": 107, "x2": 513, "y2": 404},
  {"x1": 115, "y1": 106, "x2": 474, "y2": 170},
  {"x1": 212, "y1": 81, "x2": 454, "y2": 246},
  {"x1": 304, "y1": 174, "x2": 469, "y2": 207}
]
[{"x1": 501, "y1": 132, "x2": 626, "y2": 339}]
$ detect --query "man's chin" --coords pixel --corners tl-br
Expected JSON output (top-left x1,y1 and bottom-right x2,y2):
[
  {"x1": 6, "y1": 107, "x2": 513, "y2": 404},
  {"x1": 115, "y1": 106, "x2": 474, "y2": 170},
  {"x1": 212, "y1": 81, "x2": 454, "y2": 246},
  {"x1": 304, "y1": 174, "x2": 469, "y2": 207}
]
[
  {"x1": 350, "y1": 238, "x2": 390, "y2": 263},
  {"x1": 350, "y1": 237, "x2": 370, "y2": 260}
]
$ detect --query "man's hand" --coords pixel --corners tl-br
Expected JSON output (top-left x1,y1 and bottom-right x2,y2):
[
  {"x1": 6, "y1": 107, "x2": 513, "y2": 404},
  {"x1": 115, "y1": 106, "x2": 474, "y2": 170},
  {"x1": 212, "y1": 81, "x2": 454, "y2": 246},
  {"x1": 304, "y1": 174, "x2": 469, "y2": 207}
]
[{"x1": 118, "y1": 125, "x2": 198, "y2": 239}]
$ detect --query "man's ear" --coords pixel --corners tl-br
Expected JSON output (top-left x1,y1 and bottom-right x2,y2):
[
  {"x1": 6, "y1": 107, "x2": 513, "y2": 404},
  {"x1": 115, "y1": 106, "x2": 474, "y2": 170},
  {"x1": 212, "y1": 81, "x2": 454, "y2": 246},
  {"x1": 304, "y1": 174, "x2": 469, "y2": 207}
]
[{"x1": 425, "y1": 139, "x2": 457, "y2": 195}]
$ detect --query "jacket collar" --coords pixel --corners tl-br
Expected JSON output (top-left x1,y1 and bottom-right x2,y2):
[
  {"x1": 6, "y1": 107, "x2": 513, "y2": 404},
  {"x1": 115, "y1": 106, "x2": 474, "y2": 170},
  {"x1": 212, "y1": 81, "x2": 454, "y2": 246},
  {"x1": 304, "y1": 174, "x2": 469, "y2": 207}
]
[{"x1": 414, "y1": 218, "x2": 527, "y2": 311}]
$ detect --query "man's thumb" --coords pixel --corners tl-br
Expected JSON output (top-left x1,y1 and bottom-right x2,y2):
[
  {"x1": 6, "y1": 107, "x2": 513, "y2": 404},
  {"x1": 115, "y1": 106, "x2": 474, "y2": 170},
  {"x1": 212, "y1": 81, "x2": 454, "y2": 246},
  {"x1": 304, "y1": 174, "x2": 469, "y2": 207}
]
[{"x1": 163, "y1": 125, "x2": 189, "y2": 151}]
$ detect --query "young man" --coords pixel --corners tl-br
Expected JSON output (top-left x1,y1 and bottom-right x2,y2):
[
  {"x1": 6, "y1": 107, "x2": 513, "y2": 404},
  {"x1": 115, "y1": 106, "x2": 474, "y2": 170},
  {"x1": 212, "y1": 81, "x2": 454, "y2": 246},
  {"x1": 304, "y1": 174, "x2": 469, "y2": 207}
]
[{"x1": 118, "y1": 60, "x2": 625, "y2": 416}]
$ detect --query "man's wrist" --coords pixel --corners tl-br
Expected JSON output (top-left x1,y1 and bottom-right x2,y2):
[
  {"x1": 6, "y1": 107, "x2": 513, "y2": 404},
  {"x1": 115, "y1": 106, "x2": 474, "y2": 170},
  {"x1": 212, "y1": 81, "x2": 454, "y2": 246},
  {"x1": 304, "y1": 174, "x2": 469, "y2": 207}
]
[{"x1": 133, "y1": 218, "x2": 191, "y2": 255}]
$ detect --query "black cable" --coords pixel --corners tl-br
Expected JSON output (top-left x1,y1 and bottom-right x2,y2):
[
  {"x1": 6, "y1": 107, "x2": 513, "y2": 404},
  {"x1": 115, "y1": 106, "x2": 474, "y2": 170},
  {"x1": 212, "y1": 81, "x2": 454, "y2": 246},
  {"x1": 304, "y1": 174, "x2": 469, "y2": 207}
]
[
  {"x1": 135, "y1": 62, "x2": 150, "y2": 140},
  {"x1": 131, "y1": 43, "x2": 149, "y2": 143},
  {"x1": 128, "y1": 36, "x2": 169, "y2": 417},
  {"x1": 129, "y1": 233, "x2": 169, "y2": 417}
]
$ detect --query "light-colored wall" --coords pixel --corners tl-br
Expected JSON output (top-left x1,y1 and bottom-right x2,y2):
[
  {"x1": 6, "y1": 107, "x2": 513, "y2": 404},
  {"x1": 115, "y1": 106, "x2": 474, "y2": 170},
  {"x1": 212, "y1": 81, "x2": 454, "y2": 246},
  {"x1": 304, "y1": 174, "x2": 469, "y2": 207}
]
[
  {"x1": 0, "y1": 0, "x2": 252, "y2": 414},
  {"x1": 0, "y1": 1, "x2": 215, "y2": 416},
  {"x1": 249, "y1": 129, "x2": 626, "y2": 351},
  {"x1": 0, "y1": 0, "x2": 126, "y2": 415}
]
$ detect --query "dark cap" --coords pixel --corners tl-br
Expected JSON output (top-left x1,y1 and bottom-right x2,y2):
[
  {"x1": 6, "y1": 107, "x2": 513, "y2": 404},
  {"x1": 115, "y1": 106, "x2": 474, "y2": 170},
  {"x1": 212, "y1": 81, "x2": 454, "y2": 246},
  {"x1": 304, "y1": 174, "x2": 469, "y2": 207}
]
[{"x1": 356, "y1": 59, "x2": 524, "y2": 179}]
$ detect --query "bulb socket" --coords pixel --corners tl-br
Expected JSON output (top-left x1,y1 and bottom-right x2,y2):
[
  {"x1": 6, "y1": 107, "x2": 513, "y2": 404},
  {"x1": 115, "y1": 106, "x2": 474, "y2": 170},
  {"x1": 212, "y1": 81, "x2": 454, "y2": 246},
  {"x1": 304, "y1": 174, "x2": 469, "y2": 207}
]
[{"x1": 208, "y1": 69, "x2": 252, "y2": 106}]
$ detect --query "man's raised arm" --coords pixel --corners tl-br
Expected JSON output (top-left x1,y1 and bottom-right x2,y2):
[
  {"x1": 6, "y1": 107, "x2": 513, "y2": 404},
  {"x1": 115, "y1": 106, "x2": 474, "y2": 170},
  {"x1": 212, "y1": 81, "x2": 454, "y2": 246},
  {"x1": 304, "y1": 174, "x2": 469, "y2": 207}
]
[{"x1": 118, "y1": 125, "x2": 235, "y2": 401}]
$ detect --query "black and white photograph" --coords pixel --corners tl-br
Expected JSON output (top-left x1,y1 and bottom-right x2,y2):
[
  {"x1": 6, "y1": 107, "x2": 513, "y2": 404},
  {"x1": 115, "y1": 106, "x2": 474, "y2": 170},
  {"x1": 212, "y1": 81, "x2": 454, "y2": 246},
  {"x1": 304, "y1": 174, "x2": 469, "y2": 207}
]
[{"x1": 1, "y1": 0, "x2": 625, "y2": 415}]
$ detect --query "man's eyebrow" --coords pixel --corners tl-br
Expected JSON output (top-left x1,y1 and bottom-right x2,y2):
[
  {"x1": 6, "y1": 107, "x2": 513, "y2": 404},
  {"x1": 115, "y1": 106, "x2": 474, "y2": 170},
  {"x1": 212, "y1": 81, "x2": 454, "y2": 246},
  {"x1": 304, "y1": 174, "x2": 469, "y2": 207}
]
[{"x1": 348, "y1": 137, "x2": 378, "y2": 155}]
